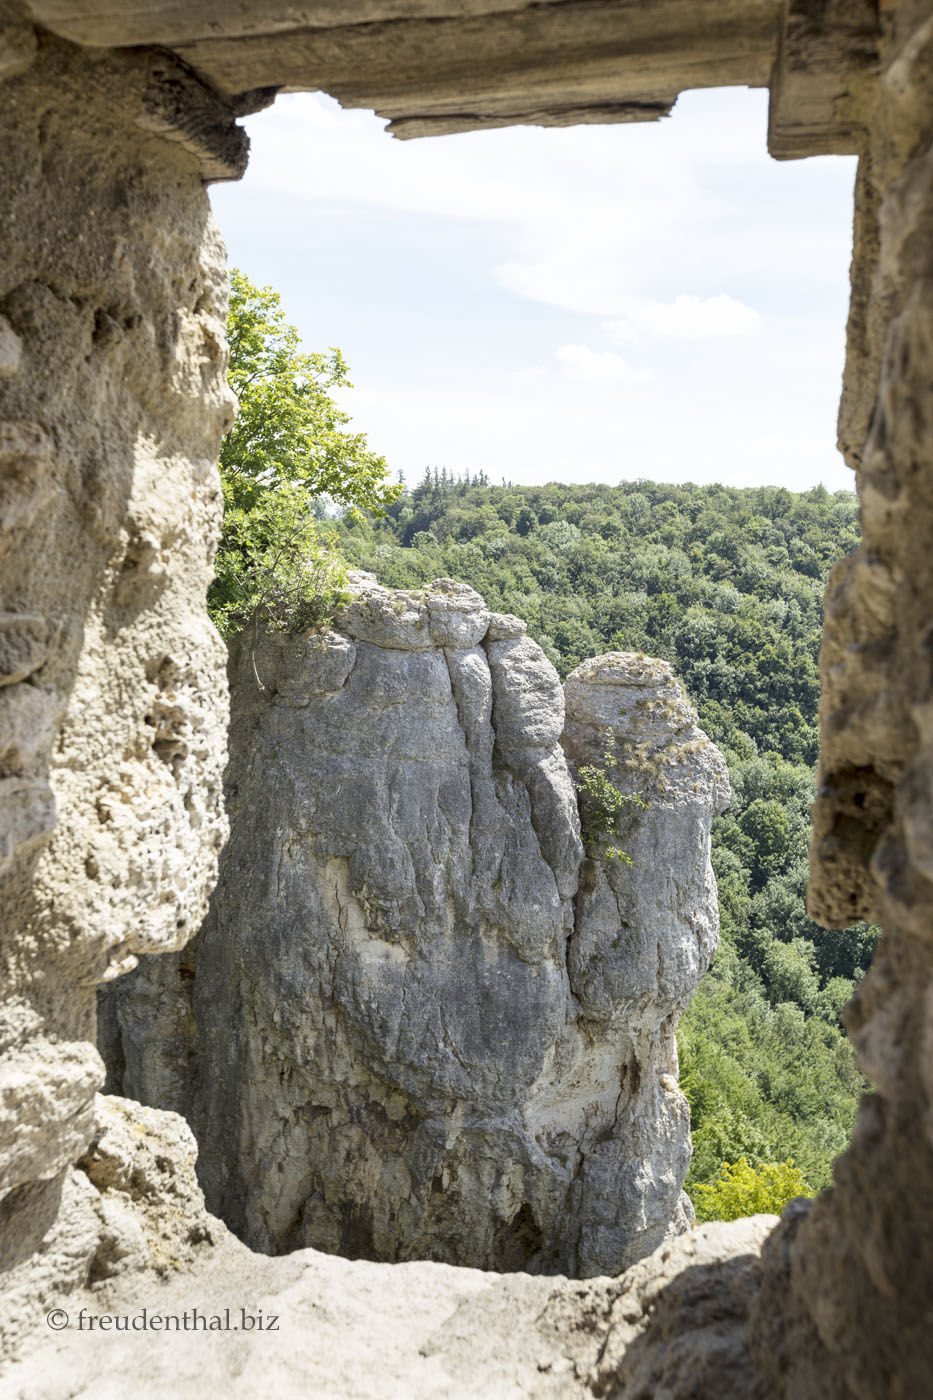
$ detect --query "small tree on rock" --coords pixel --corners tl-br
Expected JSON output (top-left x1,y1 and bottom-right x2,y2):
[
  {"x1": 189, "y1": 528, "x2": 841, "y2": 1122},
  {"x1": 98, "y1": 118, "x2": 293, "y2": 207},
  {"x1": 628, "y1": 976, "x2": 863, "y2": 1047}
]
[{"x1": 209, "y1": 268, "x2": 401, "y2": 639}]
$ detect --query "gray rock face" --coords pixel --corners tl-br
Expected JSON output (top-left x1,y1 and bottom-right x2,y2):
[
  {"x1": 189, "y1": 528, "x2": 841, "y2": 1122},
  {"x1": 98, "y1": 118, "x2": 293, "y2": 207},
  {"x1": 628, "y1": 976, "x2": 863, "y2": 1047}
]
[
  {"x1": 563, "y1": 654, "x2": 728, "y2": 1030},
  {"x1": 105, "y1": 577, "x2": 728, "y2": 1277}
]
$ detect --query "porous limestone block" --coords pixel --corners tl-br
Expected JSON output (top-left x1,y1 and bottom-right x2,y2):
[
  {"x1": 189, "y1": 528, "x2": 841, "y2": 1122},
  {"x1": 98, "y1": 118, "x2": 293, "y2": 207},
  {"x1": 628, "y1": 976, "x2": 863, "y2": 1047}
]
[{"x1": 0, "y1": 32, "x2": 232, "y2": 1265}]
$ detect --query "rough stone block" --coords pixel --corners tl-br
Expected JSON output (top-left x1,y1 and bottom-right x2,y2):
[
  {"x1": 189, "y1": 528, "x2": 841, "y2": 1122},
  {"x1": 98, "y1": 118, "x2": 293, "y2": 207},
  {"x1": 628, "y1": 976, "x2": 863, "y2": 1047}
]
[
  {"x1": 0, "y1": 684, "x2": 59, "y2": 775},
  {"x1": 0, "y1": 775, "x2": 55, "y2": 870},
  {"x1": 0, "y1": 318, "x2": 22, "y2": 378},
  {"x1": 0, "y1": 422, "x2": 53, "y2": 540},
  {"x1": 0, "y1": 615, "x2": 47, "y2": 688},
  {"x1": 0, "y1": 1042, "x2": 101, "y2": 1196}
]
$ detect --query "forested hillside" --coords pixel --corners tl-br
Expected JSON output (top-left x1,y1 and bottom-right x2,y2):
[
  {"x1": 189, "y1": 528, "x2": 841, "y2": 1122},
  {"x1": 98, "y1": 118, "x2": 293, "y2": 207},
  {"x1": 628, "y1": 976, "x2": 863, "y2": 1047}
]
[{"x1": 335, "y1": 474, "x2": 874, "y2": 1203}]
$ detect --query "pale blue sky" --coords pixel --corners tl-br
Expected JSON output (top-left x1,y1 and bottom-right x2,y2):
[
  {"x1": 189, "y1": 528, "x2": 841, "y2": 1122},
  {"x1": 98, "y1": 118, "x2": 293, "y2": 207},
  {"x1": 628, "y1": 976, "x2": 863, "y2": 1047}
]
[{"x1": 210, "y1": 86, "x2": 858, "y2": 492}]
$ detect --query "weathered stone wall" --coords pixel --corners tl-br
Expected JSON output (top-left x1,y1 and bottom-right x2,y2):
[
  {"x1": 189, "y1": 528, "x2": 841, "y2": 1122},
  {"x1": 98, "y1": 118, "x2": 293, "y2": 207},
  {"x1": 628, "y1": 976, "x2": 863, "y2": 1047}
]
[
  {"x1": 0, "y1": 28, "x2": 233, "y2": 1348},
  {"x1": 748, "y1": 2, "x2": 933, "y2": 1394},
  {"x1": 102, "y1": 576, "x2": 728, "y2": 1277},
  {"x1": 24, "y1": 0, "x2": 781, "y2": 139}
]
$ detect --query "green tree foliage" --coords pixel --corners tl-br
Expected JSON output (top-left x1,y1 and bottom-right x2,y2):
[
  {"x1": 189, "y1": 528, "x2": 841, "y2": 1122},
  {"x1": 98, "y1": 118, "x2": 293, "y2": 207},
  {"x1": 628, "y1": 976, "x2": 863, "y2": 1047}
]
[
  {"x1": 679, "y1": 939, "x2": 862, "y2": 1191},
  {"x1": 692, "y1": 1155, "x2": 813, "y2": 1223},
  {"x1": 209, "y1": 269, "x2": 401, "y2": 637},
  {"x1": 738, "y1": 798, "x2": 793, "y2": 888},
  {"x1": 335, "y1": 473, "x2": 876, "y2": 1207}
]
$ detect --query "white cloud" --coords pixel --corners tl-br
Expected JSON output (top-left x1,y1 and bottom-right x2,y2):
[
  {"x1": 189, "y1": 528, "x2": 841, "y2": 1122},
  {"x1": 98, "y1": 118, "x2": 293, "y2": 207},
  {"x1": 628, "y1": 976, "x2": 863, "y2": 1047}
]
[
  {"x1": 237, "y1": 91, "x2": 581, "y2": 224},
  {"x1": 556, "y1": 344, "x2": 654, "y2": 385},
  {"x1": 214, "y1": 86, "x2": 858, "y2": 492},
  {"x1": 606, "y1": 293, "x2": 761, "y2": 342},
  {"x1": 221, "y1": 88, "x2": 853, "y2": 323}
]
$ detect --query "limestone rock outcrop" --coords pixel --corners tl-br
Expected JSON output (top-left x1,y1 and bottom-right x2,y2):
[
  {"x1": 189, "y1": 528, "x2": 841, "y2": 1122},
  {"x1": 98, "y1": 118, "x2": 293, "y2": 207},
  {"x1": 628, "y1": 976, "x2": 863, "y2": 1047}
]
[{"x1": 103, "y1": 575, "x2": 729, "y2": 1277}]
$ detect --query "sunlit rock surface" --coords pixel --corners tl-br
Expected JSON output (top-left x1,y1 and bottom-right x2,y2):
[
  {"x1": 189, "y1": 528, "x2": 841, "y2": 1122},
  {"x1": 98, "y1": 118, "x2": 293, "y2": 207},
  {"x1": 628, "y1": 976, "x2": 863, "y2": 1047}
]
[
  {"x1": 0, "y1": 31, "x2": 232, "y2": 1349},
  {"x1": 3, "y1": 1093, "x2": 776, "y2": 1400}
]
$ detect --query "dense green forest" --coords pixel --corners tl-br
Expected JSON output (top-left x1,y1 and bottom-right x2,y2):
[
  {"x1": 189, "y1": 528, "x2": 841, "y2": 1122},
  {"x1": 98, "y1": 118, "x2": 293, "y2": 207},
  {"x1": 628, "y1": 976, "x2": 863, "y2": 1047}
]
[{"x1": 334, "y1": 472, "x2": 874, "y2": 1203}]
